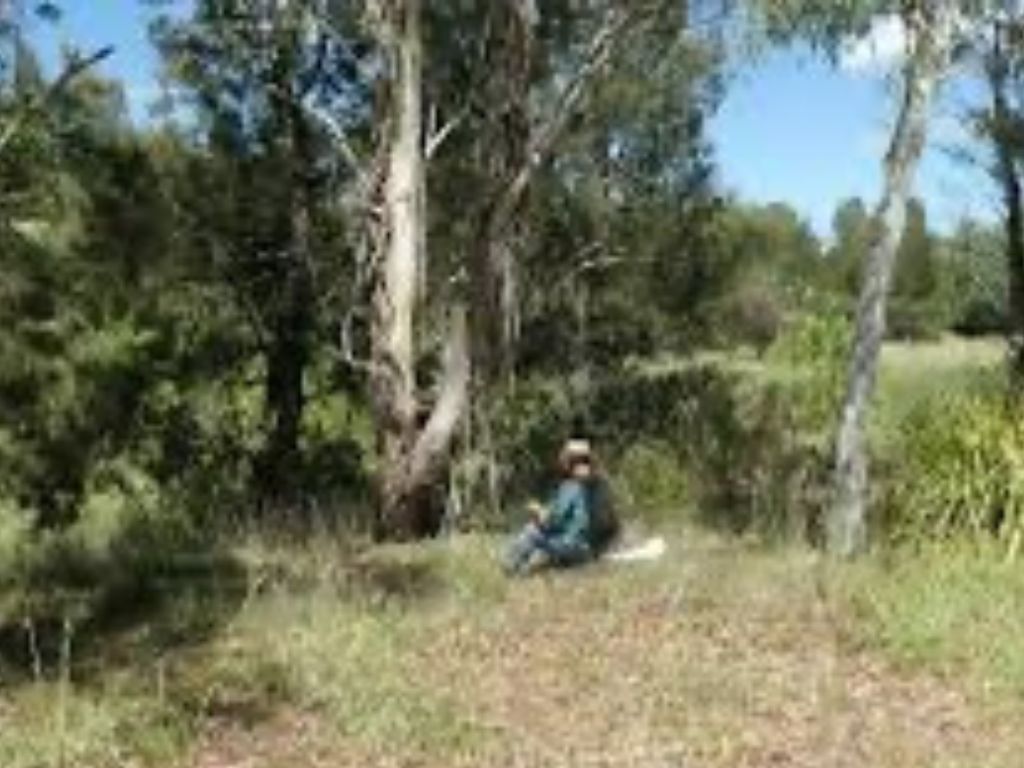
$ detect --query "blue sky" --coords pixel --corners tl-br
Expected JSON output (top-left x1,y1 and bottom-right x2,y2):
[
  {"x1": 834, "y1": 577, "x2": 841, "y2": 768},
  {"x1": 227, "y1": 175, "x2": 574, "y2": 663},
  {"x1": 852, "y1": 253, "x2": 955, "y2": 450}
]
[
  {"x1": 29, "y1": 4, "x2": 996, "y2": 239},
  {"x1": 712, "y1": 46, "x2": 995, "y2": 237}
]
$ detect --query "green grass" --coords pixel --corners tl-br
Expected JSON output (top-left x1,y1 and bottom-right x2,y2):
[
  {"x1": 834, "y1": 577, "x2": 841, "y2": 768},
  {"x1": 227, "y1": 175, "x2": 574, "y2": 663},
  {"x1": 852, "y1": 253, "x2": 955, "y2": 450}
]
[
  {"x1": 873, "y1": 335, "x2": 1005, "y2": 451},
  {"x1": 836, "y1": 542, "x2": 1024, "y2": 701},
  {"x1": 0, "y1": 670, "x2": 191, "y2": 768},
  {"x1": 0, "y1": 534, "x2": 509, "y2": 768}
]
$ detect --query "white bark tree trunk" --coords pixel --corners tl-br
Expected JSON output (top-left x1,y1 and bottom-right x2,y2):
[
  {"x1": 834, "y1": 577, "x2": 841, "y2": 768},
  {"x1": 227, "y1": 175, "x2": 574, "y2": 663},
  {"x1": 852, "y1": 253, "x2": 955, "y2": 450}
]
[
  {"x1": 829, "y1": 2, "x2": 956, "y2": 557},
  {"x1": 369, "y1": 0, "x2": 470, "y2": 539},
  {"x1": 372, "y1": 0, "x2": 422, "y2": 436}
]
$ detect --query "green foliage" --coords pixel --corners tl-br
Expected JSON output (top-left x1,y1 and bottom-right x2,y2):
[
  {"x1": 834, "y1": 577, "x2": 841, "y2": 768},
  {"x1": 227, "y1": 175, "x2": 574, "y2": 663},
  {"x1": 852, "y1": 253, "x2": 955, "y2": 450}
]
[
  {"x1": 509, "y1": 2, "x2": 722, "y2": 367},
  {"x1": 889, "y1": 200, "x2": 945, "y2": 340},
  {"x1": 594, "y1": 308, "x2": 854, "y2": 541},
  {"x1": 827, "y1": 196, "x2": 871, "y2": 295},
  {"x1": 614, "y1": 440, "x2": 691, "y2": 526},
  {"x1": 703, "y1": 202, "x2": 823, "y2": 348},
  {"x1": 823, "y1": 197, "x2": 969, "y2": 340},
  {"x1": 766, "y1": 305, "x2": 852, "y2": 431},
  {"x1": 710, "y1": 278, "x2": 785, "y2": 355},
  {"x1": 940, "y1": 220, "x2": 1008, "y2": 336},
  {"x1": 885, "y1": 390, "x2": 1024, "y2": 554},
  {"x1": 0, "y1": 459, "x2": 208, "y2": 630},
  {"x1": 886, "y1": 298, "x2": 945, "y2": 341},
  {"x1": 0, "y1": 498, "x2": 34, "y2": 590},
  {"x1": 753, "y1": 0, "x2": 886, "y2": 48},
  {"x1": 584, "y1": 361, "x2": 833, "y2": 539}
]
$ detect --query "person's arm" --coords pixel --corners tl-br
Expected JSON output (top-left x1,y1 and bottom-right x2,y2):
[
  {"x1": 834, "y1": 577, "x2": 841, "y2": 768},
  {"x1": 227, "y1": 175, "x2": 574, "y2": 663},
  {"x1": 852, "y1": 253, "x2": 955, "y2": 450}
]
[
  {"x1": 539, "y1": 482, "x2": 583, "y2": 536},
  {"x1": 536, "y1": 488, "x2": 562, "y2": 535}
]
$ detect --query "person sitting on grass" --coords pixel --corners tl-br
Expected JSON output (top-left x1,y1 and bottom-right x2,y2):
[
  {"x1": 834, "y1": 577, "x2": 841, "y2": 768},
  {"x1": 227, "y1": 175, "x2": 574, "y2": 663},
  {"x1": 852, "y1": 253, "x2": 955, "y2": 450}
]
[{"x1": 502, "y1": 439, "x2": 598, "y2": 576}]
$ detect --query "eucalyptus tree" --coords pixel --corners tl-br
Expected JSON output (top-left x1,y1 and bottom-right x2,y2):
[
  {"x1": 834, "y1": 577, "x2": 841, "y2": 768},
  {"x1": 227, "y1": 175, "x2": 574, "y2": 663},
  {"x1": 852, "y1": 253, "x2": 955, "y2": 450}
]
[
  {"x1": 756, "y1": 0, "x2": 975, "y2": 555},
  {"x1": 359, "y1": 0, "x2": 469, "y2": 538},
  {"x1": 358, "y1": 0, "x2": 712, "y2": 537}
]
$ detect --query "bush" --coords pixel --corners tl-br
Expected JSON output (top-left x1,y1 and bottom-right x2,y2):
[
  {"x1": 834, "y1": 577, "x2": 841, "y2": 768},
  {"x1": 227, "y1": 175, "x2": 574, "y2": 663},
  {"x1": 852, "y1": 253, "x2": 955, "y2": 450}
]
[
  {"x1": 953, "y1": 298, "x2": 1007, "y2": 337},
  {"x1": 592, "y1": 362, "x2": 830, "y2": 540},
  {"x1": 481, "y1": 313, "x2": 852, "y2": 542},
  {"x1": 711, "y1": 281, "x2": 784, "y2": 355},
  {"x1": 0, "y1": 457, "x2": 208, "y2": 634},
  {"x1": 766, "y1": 306, "x2": 851, "y2": 434},
  {"x1": 887, "y1": 298, "x2": 944, "y2": 342},
  {"x1": 885, "y1": 391, "x2": 1024, "y2": 554},
  {"x1": 0, "y1": 499, "x2": 34, "y2": 590},
  {"x1": 614, "y1": 440, "x2": 691, "y2": 527}
]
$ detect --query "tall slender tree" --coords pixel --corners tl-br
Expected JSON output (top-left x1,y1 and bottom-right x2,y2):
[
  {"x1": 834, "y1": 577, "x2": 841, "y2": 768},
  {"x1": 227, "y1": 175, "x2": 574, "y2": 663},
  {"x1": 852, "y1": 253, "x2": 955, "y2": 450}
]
[
  {"x1": 831, "y1": 2, "x2": 958, "y2": 556},
  {"x1": 366, "y1": 0, "x2": 469, "y2": 538}
]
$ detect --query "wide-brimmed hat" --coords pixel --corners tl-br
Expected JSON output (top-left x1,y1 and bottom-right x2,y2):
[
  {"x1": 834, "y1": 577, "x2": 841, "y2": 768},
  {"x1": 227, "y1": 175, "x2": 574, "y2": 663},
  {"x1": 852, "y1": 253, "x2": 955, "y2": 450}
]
[{"x1": 559, "y1": 438, "x2": 592, "y2": 470}]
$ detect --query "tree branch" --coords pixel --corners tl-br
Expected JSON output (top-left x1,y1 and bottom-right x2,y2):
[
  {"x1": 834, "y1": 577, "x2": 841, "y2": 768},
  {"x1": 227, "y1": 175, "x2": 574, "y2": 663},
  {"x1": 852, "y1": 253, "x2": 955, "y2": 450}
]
[
  {"x1": 485, "y1": 2, "x2": 664, "y2": 241},
  {"x1": 425, "y1": 106, "x2": 469, "y2": 159},
  {"x1": 408, "y1": 306, "x2": 470, "y2": 485},
  {"x1": 292, "y1": 99, "x2": 376, "y2": 198}
]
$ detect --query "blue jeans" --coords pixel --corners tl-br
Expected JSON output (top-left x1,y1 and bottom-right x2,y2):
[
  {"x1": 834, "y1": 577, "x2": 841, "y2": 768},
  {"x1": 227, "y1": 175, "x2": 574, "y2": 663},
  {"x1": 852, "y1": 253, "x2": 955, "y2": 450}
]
[{"x1": 503, "y1": 524, "x2": 591, "y2": 575}]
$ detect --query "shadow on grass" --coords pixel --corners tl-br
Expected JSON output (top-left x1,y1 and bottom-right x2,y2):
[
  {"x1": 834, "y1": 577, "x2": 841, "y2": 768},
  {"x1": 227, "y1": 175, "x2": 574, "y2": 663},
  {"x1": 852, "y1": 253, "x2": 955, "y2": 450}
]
[
  {"x1": 0, "y1": 533, "x2": 475, "y2": 757},
  {"x1": 0, "y1": 545, "x2": 249, "y2": 686}
]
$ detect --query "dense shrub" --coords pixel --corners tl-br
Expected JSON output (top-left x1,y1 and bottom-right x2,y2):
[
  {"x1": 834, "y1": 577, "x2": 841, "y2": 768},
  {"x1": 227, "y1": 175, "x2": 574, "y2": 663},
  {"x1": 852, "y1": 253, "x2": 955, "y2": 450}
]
[
  {"x1": 766, "y1": 306, "x2": 851, "y2": 433},
  {"x1": 613, "y1": 440, "x2": 691, "y2": 527},
  {"x1": 0, "y1": 500, "x2": 34, "y2": 594},
  {"x1": 952, "y1": 299, "x2": 1007, "y2": 337},
  {"x1": 0, "y1": 458, "x2": 207, "y2": 626},
  {"x1": 884, "y1": 392, "x2": 1024, "y2": 555},
  {"x1": 887, "y1": 298, "x2": 944, "y2": 342},
  {"x1": 457, "y1": 378, "x2": 577, "y2": 529},
  {"x1": 711, "y1": 281, "x2": 784, "y2": 355}
]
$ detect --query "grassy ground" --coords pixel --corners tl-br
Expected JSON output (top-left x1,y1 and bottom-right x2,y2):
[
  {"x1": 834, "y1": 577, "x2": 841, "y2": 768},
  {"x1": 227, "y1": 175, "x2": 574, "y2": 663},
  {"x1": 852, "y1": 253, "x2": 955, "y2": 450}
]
[{"x1": 3, "y1": 529, "x2": 1024, "y2": 768}]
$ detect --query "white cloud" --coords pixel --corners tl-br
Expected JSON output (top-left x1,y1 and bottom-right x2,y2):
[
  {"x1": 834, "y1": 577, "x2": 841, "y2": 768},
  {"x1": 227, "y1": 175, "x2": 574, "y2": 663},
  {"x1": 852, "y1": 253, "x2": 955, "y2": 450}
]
[{"x1": 839, "y1": 15, "x2": 907, "y2": 75}]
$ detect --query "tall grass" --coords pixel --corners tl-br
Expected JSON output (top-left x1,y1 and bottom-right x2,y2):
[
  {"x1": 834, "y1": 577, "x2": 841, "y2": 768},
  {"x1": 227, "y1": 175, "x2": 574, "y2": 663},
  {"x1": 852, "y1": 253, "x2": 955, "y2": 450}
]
[
  {"x1": 838, "y1": 542, "x2": 1024, "y2": 701},
  {"x1": 0, "y1": 533, "x2": 506, "y2": 767},
  {"x1": 873, "y1": 335, "x2": 1005, "y2": 451}
]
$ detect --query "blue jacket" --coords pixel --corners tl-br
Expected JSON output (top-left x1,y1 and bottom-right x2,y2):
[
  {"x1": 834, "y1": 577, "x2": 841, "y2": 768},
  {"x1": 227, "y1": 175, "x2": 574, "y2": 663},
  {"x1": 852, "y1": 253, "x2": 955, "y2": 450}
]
[{"x1": 539, "y1": 479, "x2": 591, "y2": 551}]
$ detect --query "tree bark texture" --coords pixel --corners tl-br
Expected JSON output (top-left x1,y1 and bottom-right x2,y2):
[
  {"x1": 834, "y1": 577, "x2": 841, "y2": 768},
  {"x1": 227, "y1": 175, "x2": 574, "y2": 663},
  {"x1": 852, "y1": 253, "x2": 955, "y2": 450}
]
[{"x1": 370, "y1": 0, "x2": 470, "y2": 539}]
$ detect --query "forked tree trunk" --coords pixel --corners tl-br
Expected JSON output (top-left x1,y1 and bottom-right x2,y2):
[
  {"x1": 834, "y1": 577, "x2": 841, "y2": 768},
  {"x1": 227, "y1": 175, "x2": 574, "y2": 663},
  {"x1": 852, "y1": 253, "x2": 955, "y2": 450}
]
[
  {"x1": 830, "y1": 3, "x2": 955, "y2": 557},
  {"x1": 986, "y1": 23, "x2": 1024, "y2": 378},
  {"x1": 370, "y1": 0, "x2": 469, "y2": 539}
]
